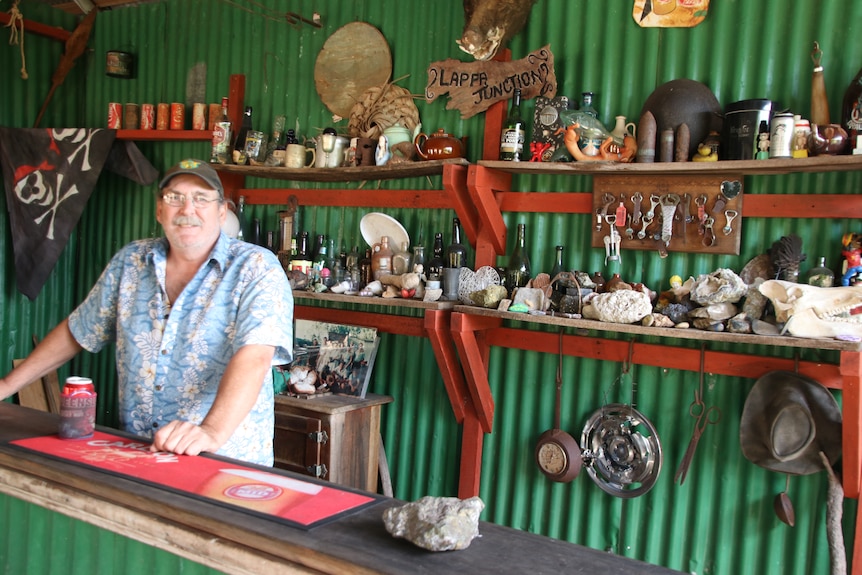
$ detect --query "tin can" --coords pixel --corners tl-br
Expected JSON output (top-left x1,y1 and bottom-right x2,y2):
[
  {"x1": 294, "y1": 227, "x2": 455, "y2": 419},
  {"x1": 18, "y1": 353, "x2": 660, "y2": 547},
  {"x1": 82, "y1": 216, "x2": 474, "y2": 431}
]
[
  {"x1": 107, "y1": 102, "x2": 122, "y2": 129},
  {"x1": 63, "y1": 376, "x2": 95, "y2": 396},
  {"x1": 170, "y1": 102, "x2": 185, "y2": 130},
  {"x1": 769, "y1": 112, "x2": 795, "y2": 158},
  {"x1": 123, "y1": 103, "x2": 140, "y2": 130},
  {"x1": 208, "y1": 103, "x2": 221, "y2": 131},
  {"x1": 156, "y1": 103, "x2": 170, "y2": 130},
  {"x1": 140, "y1": 103, "x2": 155, "y2": 130},
  {"x1": 244, "y1": 130, "x2": 266, "y2": 162},
  {"x1": 192, "y1": 103, "x2": 207, "y2": 130},
  {"x1": 105, "y1": 50, "x2": 134, "y2": 79}
]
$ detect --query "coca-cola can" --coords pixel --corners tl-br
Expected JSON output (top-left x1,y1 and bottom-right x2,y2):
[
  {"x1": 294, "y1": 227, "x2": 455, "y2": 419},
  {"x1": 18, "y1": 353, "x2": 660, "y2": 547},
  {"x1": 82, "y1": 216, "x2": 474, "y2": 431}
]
[
  {"x1": 63, "y1": 376, "x2": 95, "y2": 396},
  {"x1": 140, "y1": 103, "x2": 155, "y2": 130},
  {"x1": 156, "y1": 103, "x2": 170, "y2": 130},
  {"x1": 123, "y1": 103, "x2": 140, "y2": 130},
  {"x1": 107, "y1": 102, "x2": 122, "y2": 129},
  {"x1": 192, "y1": 103, "x2": 207, "y2": 130},
  {"x1": 170, "y1": 102, "x2": 185, "y2": 130}
]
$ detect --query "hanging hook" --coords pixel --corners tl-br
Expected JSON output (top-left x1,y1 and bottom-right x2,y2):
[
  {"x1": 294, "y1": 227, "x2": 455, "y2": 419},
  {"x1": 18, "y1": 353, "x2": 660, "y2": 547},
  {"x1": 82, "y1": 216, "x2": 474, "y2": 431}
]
[
  {"x1": 811, "y1": 41, "x2": 823, "y2": 69},
  {"x1": 622, "y1": 337, "x2": 636, "y2": 375}
]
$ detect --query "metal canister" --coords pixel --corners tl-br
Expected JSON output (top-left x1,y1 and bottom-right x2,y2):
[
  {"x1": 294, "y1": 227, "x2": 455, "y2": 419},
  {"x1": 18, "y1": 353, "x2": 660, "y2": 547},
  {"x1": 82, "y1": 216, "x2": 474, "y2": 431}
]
[
  {"x1": 156, "y1": 103, "x2": 170, "y2": 130},
  {"x1": 170, "y1": 102, "x2": 185, "y2": 130},
  {"x1": 208, "y1": 103, "x2": 221, "y2": 131},
  {"x1": 107, "y1": 102, "x2": 122, "y2": 128},
  {"x1": 63, "y1": 376, "x2": 95, "y2": 396},
  {"x1": 123, "y1": 103, "x2": 139, "y2": 130},
  {"x1": 140, "y1": 103, "x2": 155, "y2": 130},
  {"x1": 769, "y1": 112, "x2": 795, "y2": 158},
  {"x1": 192, "y1": 103, "x2": 207, "y2": 130}
]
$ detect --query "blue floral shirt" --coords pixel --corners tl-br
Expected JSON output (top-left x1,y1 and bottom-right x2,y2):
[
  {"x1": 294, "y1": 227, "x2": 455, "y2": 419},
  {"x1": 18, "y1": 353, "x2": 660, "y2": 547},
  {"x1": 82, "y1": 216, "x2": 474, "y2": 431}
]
[{"x1": 68, "y1": 233, "x2": 293, "y2": 466}]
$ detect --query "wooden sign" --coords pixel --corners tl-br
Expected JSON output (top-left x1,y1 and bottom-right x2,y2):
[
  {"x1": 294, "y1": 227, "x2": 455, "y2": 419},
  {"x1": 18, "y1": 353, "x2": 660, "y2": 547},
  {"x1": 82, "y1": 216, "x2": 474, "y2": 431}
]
[{"x1": 424, "y1": 45, "x2": 556, "y2": 119}]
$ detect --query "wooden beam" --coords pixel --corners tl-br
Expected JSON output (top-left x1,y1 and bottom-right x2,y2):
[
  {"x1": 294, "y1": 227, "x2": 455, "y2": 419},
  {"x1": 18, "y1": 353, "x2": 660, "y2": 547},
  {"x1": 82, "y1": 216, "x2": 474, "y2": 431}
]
[{"x1": 0, "y1": 13, "x2": 72, "y2": 42}]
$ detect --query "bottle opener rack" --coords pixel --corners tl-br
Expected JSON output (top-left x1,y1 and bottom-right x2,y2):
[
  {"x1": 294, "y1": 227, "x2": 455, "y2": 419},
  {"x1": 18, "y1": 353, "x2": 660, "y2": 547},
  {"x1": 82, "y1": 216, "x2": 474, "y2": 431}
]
[{"x1": 590, "y1": 174, "x2": 743, "y2": 256}]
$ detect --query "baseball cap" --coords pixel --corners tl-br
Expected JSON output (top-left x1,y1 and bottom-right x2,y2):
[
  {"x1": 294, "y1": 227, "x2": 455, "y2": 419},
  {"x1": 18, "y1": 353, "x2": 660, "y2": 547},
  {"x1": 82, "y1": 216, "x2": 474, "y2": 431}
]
[{"x1": 159, "y1": 159, "x2": 224, "y2": 199}]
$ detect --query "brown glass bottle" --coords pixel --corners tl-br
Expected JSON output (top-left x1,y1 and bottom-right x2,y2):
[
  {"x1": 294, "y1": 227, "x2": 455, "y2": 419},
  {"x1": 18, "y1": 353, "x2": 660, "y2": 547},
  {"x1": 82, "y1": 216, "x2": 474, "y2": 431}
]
[{"x1": 842, "y1": 64, "x2": 862, "y2": 151}]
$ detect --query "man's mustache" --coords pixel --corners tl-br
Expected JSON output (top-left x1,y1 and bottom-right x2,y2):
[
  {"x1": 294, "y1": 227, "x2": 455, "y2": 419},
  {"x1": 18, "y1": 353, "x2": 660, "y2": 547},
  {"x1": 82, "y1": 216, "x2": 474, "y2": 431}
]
[{"x1": 172, "y1": 216, "x2": 203, "y2": 226}]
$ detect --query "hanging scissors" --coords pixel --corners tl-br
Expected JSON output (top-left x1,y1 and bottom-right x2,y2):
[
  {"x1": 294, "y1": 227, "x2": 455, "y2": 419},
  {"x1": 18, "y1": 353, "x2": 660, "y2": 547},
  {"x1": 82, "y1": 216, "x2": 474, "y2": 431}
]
[{"x1": 674, "y1": 344, "x2": 721, "y2": 485}]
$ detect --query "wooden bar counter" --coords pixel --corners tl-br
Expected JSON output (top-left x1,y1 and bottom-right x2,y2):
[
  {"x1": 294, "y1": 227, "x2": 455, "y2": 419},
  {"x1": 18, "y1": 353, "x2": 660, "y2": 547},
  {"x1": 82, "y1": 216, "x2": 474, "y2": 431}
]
[{"x1": 0, "y1": 403, "x2": 682, "y2": 574}]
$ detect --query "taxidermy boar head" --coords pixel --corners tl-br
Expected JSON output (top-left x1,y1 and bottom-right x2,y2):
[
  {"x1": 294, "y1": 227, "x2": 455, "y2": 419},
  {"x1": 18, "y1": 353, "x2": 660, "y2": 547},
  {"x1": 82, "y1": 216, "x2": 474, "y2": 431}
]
[
  {"x1": 458, "y1": 0, "x2": 540, "y2": 61},
  {"x1": 759, "y1": 279, "x2": 862, "y2": 339}
]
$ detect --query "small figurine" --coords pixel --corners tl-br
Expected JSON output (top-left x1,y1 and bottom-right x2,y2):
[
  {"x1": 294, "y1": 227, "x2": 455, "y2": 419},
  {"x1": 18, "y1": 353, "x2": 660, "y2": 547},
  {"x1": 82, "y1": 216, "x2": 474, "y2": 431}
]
[
  {"x1": 755, "y1": 120, "x2": 770, "y2": 160},
  {"x1": 692, "y1": 131, "x2": 720, "y2": 162},
  {"x1": 375, "y1": 135, "x2": 391, "y2": 166},
  {"x1": 841, "y1": 232, "x2": 862, "y2": 286}
]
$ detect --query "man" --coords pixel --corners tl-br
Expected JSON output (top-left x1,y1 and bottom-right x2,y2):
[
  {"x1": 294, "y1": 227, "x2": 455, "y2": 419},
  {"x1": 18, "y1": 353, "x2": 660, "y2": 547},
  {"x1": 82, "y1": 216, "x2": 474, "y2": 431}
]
[{"x1": 0, "y1": 159, "x2": 293, "y2": 466}]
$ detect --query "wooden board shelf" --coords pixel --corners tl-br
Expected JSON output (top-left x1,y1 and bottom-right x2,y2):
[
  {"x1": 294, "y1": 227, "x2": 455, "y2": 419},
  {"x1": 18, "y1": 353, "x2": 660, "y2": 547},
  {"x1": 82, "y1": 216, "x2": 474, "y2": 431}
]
[{"x1": 214, "y1": 158, "x2": 469, "y2": 183}]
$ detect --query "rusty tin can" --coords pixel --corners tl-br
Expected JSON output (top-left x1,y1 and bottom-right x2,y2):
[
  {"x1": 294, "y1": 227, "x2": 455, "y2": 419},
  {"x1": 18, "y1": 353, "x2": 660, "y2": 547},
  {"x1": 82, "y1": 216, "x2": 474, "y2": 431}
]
[
  {"x1": 170, "y1": 102, "x2": 185, "y2": 130},
  {"x1": 192, "y1": 103, "x2": 207, "y2": 130},
  {"x1": 123, "y1": 103, "x2": 140, "y2": 130},
  {"x1": 156, "y1": 103, "x2": 170, "y2": 130},
  {"x1": 140, "y1": 103, "x2": 155, "y2": 130},
  {"x1": 107, "y1": 102, "x2": 122, "y2": 129}
]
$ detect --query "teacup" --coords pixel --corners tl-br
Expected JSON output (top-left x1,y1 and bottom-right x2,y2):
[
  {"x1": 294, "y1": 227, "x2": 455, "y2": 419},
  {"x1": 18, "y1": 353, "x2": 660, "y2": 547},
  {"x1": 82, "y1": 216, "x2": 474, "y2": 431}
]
[{"x1": 285, "y1": 143, "x2": 315, "y2": 168}]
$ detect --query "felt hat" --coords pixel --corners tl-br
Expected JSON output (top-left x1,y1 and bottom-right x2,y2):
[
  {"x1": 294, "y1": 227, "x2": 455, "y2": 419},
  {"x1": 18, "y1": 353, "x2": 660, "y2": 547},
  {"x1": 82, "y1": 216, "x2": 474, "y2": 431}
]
[
  {"x1": 740, "y1": 371, "x2": 842, "y2": 475},
  {"x1": 158, "y1": 158, "x2": 224, "y2": 199}
]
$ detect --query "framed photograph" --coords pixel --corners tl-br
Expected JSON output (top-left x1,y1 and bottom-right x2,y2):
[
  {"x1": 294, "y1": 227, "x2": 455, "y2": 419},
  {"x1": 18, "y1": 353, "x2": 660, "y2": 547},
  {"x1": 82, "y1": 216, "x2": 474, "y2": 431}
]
[{"x1": 282, "y1": 320, "x2": 380, "y2": 398}]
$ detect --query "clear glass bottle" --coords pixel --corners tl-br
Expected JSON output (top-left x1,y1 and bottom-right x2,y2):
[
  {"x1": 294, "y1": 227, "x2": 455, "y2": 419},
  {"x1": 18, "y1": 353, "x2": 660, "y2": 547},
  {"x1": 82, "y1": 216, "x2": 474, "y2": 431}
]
[
  {"x1": 236, "y1": 195, "x2": 248, "y2": 241},
  {"x1": 427, "y1": 232, "x2": 445, "y2": 282},
  {"x1": 210, "y1": 96, "x2": 231, "y2": 164},
  {"x1": 269, "y1": 115, "x2": 287, "y2": 166},
  {"x1": 372, "y1": 235, "x2": 393, "y2": 280},
  {"x1": 323, "y1": 238, "x2": 337, "y2": 287},
  {"x1": 412, "y1": 244, "x2": 426, "y2": 274},
  {"x1": 346, "y1": 244, "x2": 361, "y2": 286},
  {"x1": 445, "y1": 217, "x2": 468, "y2": 268},
  {"x1": 311, "y1": 233, "x2": 327, "y2": 279},
  {"x1": 499, "y1": 89, "x2": 525, "y2": 161},
  {"x1": 580, "y1": 91, "x2": 598, "y2": 118},
  {"x1": 393, "y1": 241, "x2": 413, "y2": 275},
  {"x1": 806, "y1": 256, "x2": 835, "y2": 287},
  {"x1": 505, "y1": 223, "x2": 531, "y2": 295}
]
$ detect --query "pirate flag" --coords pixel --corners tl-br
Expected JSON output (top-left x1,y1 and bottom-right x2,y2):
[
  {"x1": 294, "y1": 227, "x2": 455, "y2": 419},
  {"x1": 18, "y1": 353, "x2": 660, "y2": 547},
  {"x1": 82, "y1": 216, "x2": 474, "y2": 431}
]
[{"x1": 0, "y1": 128, "x2": 118, "y2": 300}]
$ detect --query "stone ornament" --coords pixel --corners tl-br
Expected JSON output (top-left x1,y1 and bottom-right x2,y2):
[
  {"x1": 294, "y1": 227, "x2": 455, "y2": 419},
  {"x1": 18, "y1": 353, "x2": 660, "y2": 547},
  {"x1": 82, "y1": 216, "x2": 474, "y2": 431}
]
[{"x1": 383, "y1": 496, "x2": 485, "y2": 551}]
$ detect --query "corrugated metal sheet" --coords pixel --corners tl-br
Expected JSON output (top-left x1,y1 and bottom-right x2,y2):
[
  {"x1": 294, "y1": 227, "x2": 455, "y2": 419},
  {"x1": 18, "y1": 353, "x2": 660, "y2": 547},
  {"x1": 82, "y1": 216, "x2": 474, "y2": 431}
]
[{"x1": 3, "y1": 1, "x2": 862, "y2": 574}]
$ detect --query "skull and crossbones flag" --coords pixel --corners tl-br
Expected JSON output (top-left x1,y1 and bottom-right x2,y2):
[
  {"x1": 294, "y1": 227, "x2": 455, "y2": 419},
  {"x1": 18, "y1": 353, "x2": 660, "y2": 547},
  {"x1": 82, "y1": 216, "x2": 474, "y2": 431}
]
[{"x1": 0, "y1": 128, "x2": 116, "y2": 300}]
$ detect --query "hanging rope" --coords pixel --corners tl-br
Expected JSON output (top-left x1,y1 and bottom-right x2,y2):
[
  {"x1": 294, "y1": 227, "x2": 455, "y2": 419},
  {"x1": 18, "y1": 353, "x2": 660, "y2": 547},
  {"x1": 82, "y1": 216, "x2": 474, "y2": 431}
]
[{"x1": 5, "y1": 0, "x2": 28, "y2": 79}]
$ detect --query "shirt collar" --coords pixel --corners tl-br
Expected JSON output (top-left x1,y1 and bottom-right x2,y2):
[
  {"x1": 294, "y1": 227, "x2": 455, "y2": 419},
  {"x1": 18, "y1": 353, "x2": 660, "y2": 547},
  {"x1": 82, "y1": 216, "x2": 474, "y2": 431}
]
[{"x1": 148, "y1": 233, "x2": 230, "y2": 271}]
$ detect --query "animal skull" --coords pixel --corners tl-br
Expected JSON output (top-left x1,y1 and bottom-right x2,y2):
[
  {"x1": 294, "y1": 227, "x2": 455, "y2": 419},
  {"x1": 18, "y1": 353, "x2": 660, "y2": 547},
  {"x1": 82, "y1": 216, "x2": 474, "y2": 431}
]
[
  {"x1": 759, "y1": 279, "x2": 862, "y2": 338},
  {"x1": 458, "y1": 0, "x2": 539, "y2": 61}
]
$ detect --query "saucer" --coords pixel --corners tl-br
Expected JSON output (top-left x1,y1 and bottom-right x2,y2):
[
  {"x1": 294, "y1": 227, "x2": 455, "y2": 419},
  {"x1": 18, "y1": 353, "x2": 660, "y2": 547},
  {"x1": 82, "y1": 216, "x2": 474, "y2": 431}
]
[{"x1": 360, "y1": 212, "x2": 410, "y2": 248}]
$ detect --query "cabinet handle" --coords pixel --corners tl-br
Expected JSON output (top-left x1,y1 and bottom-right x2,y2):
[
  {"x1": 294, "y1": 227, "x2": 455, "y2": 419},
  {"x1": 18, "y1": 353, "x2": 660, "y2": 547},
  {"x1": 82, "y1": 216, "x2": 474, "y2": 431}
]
[{"x1": 308, "y1": 430, "x2": 329, "y2": 444}]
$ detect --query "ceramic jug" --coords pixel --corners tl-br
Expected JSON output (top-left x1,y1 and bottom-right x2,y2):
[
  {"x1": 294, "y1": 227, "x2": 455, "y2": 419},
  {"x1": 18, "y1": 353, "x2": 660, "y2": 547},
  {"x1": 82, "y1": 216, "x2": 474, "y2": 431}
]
[{"x1": 610, "y1": 116, "x2": 637, "y2": 143}]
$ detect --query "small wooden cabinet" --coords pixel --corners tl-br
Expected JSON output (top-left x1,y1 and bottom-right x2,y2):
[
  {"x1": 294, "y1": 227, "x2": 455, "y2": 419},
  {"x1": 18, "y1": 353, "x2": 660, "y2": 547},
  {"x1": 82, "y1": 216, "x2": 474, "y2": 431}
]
[{"x1": 273, "y1": 393, "x2": 393, "y2": 493}]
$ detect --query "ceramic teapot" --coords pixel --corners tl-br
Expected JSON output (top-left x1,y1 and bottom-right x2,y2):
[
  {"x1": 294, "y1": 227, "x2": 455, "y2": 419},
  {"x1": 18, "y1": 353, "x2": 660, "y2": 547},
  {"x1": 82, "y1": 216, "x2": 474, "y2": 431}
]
[
  {"x1": 807, "y1": 123, "x2": 848, "y2": 156},
  {"x1": 414, "y1": 129, "x2": 466, "y2": 160}
]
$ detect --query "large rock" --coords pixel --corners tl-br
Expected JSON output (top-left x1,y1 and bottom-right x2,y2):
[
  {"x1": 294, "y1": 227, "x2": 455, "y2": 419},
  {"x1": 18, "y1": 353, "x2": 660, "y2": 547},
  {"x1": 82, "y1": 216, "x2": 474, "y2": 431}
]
[
  {"x1": 383, "y1": 496, "x2": 485, "y2": 551},
  {"x1": 582, "y1": 290, "x2": 652, "y2": 324}
]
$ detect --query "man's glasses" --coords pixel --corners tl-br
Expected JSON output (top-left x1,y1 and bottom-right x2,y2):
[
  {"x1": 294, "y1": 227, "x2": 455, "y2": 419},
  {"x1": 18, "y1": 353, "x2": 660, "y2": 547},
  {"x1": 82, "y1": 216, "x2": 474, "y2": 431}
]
[{"x1": 161, "y1": 190, "x2": 222, "y2": 208}]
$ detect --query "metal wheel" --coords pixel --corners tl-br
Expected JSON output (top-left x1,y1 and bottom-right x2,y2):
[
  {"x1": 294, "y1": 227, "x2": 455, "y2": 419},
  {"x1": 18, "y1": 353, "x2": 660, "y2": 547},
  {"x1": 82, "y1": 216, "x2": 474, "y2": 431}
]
[{"x1": 580, "y1": 403, "x2": 662, "y2": 498}]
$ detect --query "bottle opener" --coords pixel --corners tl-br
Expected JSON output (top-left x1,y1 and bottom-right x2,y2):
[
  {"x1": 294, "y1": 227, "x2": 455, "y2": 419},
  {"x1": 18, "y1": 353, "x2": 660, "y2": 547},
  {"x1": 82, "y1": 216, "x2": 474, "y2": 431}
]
[{"x1": 723, "y1": 210, "x2": 738, "y2": 235}]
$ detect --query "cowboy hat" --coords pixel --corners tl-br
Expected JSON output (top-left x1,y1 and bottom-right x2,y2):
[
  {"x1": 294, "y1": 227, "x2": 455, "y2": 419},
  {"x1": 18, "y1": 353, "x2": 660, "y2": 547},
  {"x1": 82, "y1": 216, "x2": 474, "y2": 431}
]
[{"x1": 740, "y1": 371, "x2": 842, "y2": 475}]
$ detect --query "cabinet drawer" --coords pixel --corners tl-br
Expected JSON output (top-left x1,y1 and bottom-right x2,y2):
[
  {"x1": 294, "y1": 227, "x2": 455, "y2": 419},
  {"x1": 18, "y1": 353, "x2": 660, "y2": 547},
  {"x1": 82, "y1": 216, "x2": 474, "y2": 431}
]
[{"x1": 273, "y1": 411, "x2": 327, "y2": 479}]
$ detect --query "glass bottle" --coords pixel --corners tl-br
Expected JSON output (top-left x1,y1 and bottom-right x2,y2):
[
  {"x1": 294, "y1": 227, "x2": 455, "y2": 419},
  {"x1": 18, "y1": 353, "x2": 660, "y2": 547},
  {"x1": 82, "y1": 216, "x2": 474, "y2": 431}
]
[
  {"x1": 372, "y1": 235, "x2": 394, "y2": 280},
  {"x1": 346, "y1": 244, "x2": 361, "y2": 286},
  {"x1": 359, "y1": 248, "x2": 373, "y2": 289},
  {"x1": 505, "y1": 223, "x2": 531, "y2": 295},
  {"x1": 233, "y1": 106, "x2": 253, "y2": 158},
  {"x1": 269, "y1": 114, "x2": 287, "y2": 166},
  {"x1": 842, "y1": 63, "x2": 862, "y2": 152},
  {"x1": 236, "y1": 195, "x2": 248, "y2": 241},
  {"x1": 580, "y1": 91, "x2": 598, "y2": 118},
  {"x1": 210, "y1": 96, "x2": 231, "y2": 164},
  {"x1": 412, "y1": 244, "x2": 426, "y2": 274},
  {"x1": 323, "y1": 238, "x2": 337, "y2": 287},
  {"x1": 393, "y1": 241, "x2": 413, "y2": 275},
  {"x1": 591, "y1": 271, "x2": 606, "y2": 293},
  {"x1": 289, "y1": 231, "x2": 312, "y2": 274},
  {"x1": 499, "y1": 89, "x2": 525, "y2": 161},
  {"x1": 427, "y1": 232, "x2": 445, "y2": 282},
  {"x1": 550, "y1": 245, "x2": 564, "y2": 280},
  {"x1": 250, "y1": 217, "x2": 261, "y2": 246},
  {"x1": 311, "y1": 234, "x2": 327, "y2": 282},
  {"x1": 445, "y1": 217, "x2": 468, "y2": 268},
  {"x1": 806, "y1": 256, "x2": 835, "y2": 287}
]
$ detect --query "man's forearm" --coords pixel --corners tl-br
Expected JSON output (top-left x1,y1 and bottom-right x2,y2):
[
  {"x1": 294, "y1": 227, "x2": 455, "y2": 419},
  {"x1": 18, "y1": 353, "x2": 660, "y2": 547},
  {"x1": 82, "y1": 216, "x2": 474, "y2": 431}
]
[{"x1": 0, "y1": 319, "x2": 83, "y2": 400}]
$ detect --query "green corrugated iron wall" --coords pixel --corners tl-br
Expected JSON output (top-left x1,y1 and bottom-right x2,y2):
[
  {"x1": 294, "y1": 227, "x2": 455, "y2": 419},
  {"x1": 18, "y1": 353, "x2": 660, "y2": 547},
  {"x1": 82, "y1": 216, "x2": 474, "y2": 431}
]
[{"x1": 2, "y1": 0, "x2": 862, "y2": 573}]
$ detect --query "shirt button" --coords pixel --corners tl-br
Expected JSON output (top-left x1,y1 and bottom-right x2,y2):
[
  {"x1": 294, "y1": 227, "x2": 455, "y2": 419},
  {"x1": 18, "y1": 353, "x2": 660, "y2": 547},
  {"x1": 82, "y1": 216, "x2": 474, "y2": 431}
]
[
  {"x1": 152, "y1": 422, "x2": 159, "y2": 428},
  {"x1": 155, "y1": 385, "x2": 163, "y2": 391},
  {"x1": 161, "y1": 349, "x2": 168, "y2": 355}
]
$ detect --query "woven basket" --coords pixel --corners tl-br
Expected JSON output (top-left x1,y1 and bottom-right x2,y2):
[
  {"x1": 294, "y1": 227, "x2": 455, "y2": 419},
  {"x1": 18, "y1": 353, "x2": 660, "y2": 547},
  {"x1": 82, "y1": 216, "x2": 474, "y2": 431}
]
[{"x1": 348, "y1": 83, "x2": 420, "y2": 140}]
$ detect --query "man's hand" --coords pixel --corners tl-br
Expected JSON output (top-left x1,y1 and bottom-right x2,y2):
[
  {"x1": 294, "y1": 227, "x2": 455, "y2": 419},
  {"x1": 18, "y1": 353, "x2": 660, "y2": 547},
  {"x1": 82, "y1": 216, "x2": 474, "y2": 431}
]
[{"x1": 150, "y1": 420, "x2": 223, "y2": 456}]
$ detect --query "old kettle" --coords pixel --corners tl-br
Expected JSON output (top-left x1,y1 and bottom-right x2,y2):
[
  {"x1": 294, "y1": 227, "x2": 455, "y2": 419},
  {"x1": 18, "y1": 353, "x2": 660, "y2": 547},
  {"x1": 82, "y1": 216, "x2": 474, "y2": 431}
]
[{"x1": 414, "y1": 128, "x2": 465, "y2": 161}]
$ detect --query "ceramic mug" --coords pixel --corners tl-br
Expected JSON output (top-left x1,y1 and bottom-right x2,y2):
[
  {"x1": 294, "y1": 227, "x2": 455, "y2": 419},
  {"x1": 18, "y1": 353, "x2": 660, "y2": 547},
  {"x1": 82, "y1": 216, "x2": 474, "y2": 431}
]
[{"x1": 285, "y1": 143, "x2": 315, "y2": 168}]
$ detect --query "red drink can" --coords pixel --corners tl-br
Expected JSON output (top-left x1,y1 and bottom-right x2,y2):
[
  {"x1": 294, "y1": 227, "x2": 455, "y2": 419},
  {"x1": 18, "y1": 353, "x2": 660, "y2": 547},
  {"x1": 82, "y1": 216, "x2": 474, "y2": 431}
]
[
  {"x1": 170, "y1": 102, "x2": 185, "y2": 130},
  {"x1": 63, "y1": 376, "x2": 95, "y2": 396},
  {"x1": 107, "y1": 102, "x2": 122, "y2": 128},
  {"x1": 140, "y1": 103, "x2": 155, "y2": 130},
  {"x1": 156, "y1": 103, "x2": 170, "y2": 130}
]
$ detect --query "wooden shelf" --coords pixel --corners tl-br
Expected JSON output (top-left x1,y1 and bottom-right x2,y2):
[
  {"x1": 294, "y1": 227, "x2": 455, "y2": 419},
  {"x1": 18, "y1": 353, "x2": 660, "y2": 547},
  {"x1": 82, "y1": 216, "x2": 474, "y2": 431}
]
[
  {"x1": 116, "y1": 129, "x2": 213, "y2": 141},
  {"x1": 479, "y1": 154, "x2": 862, "y2": 176},
  {"x1": 214, "y1": 158, "x2": 468, "y2": 183},
  {"x1": 452, "y1": 304, "x2": 862, "y2": 352},
  {"x1": 294, "y1": 290, "x2": 455, "y2": 311}
]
